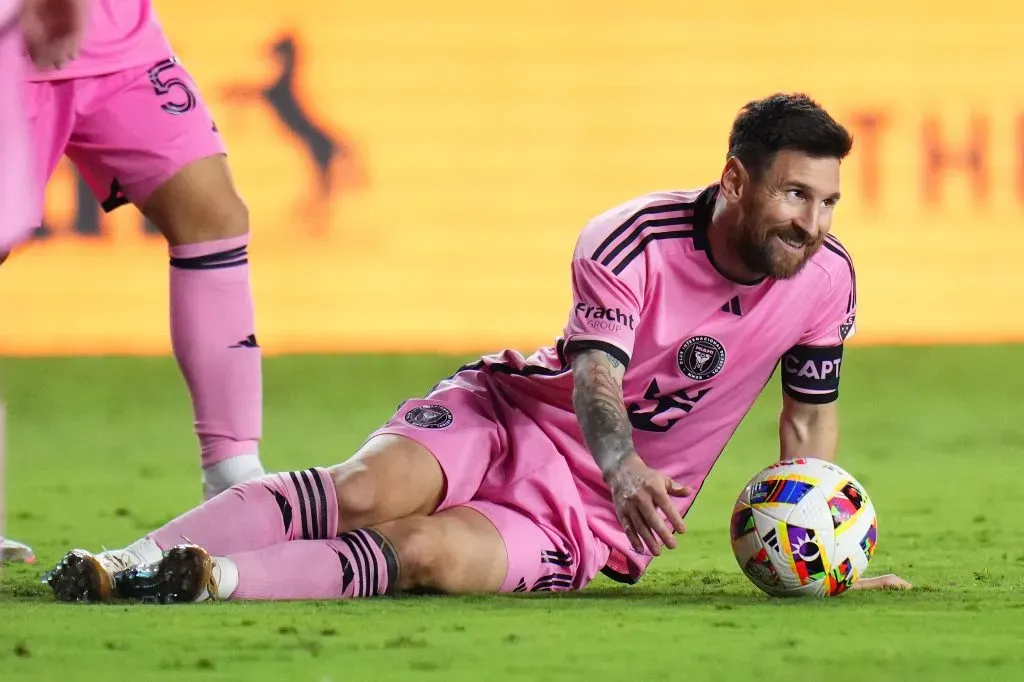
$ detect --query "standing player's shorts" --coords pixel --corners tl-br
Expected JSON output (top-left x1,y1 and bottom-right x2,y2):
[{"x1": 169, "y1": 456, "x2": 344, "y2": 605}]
[
  {"x1": 22, "y1": 56, "x2": 225, "y2": 228},
  {"x1": 0, "y1": 8, "x2": 35, "y2": 253},
  {"x1": 370, "y1": 369, "x2": 613, "y2": 594}
]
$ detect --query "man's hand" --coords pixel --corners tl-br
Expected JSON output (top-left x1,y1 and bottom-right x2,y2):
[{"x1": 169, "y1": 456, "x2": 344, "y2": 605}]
[
  {"x1": 604, "y1": 453, "x2": 691, "y2": 555},
  {"x1": 852, "y1": 574, "x2": 912, "y2": 591},
  {"x1": 570, "y1": 348, "x2": 691, "y2": 555},
  {"x1": 21, "y1": 0, "x2": 87, "y2": 70}
]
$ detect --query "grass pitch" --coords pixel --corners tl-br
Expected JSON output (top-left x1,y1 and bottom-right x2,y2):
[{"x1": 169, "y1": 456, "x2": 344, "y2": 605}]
[{"x1": 1, "y1": 347, "x2": 1023, "y2": 681}]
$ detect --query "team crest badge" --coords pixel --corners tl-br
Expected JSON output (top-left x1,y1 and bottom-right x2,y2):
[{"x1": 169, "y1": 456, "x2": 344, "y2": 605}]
[
  {"x1": 839, "y1": 314, "x2": 856, "y2": 341},
  {"x1": 404, "y1": 405, "x2": 453, "y2": 429},
  {"x1": 677, "y1": 335, "x2": 726, "y2": 381}
]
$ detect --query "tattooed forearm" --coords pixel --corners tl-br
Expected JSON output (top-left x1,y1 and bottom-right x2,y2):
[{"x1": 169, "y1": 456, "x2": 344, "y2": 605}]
[{"x1": 571, "y1": 350, "x2": 635, "y2": 478}]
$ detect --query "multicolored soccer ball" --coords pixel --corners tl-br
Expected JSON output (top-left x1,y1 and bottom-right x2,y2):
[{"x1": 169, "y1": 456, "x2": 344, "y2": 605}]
[{"x1": 730, "y1": 458, "x2": 877, "y2": 598}]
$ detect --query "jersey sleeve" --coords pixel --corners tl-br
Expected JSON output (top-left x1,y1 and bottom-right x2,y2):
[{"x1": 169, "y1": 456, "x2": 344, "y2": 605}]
[
  {"x1": 561, "y1": 218, "x2": 647, "y2": 367},
  {"x1": 780, "y1": 250, "x2": 857, "y2": 404}
]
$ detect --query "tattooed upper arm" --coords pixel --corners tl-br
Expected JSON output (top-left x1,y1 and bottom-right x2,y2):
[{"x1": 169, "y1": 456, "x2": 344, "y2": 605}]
[{"x1": 570, "y1": 349, "x2": 634, "y2": 477}]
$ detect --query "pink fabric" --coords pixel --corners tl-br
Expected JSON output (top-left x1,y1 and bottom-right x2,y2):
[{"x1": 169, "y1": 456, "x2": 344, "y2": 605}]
[
  {"x1": 377, "y1": 184, "x2": 857, "y2": 585},
  {"x1": 230, "y1": 531, "x2": 394, "y2": 601},
  {"x1": 169, "y1": 234, "x2": 261, "y2": 467},
  {"x1": 22, "y1": 57, "x2": 225, "y2": 228},
  {"x1": 25, "y1": 0, "x2": 173, "y2": 81},
  {"x1": 149, "y1": 469, "x2": 338, "y2": 554},
  {"x1": 0, "y1": 11, "x2": 36, "y2": 253}
]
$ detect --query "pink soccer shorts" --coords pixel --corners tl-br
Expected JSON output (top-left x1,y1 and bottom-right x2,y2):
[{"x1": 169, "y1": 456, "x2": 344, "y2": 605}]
[
  {"x1": 22, "y1": 56, "x2": 225, "y2": 228},
  {"x1": 370, "y1": 368, "x2": 613, "y2": 594}
]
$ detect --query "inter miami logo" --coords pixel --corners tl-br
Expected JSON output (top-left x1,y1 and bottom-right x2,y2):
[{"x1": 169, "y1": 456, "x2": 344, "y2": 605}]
[
  {"x1": 404, "y1": 405, "x2": 453, "y2": 429},
  {"x1": 628, "y1": 379, "x2": 712, "y2": 432},
  {"x1": 677, "y1": 335, "x2": 726, "y2": 381}
]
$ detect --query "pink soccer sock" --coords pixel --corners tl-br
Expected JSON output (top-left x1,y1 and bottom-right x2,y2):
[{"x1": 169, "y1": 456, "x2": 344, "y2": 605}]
[
  {"x1": 227, "y1": 530, "x2": 399, "y2": 600},
  {"x1": 169, "y1": 234, "x2": 262, "y2": 468},
  {"x1": 148, "y1": 468, "x2": 338, "y2": 556}
]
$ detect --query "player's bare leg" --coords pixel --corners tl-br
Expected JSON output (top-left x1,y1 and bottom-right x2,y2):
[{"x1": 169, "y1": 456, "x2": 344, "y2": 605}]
[
  {"x1": 139, "y1": 154, "x2": 265, "y2": 501},
  {"x1": 113, "y1": 506, "x2": 508, "y2": 603},
  {"x1": 327, "y1": 434, "x2": 447, "y2": 531},
  {"x1": 45, "y1": 434, "x2": 449, "y2": 601}
]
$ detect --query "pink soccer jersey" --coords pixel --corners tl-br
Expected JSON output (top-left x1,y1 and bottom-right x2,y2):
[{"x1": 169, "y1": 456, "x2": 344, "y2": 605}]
[
  {"x1": 481, "y1": 184, "x2": 857, "y2": 582},
  {"x1": 25, "y1": 0, "x2": 173, "y2": 81}
]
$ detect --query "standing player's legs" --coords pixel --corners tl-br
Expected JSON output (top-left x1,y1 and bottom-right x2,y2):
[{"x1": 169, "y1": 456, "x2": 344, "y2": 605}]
[
  {"x1": 0, "y1": 6, "x2": 37, "y2": 565},
  {"x1": 63, "y1": 59, "x2": 262, "y2": 499},
  {"x1": 0, "y1": 6, "x2": 36, "y2": 256}
]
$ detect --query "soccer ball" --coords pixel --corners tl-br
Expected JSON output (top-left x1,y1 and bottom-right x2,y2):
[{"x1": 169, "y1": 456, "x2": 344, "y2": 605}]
[{"x1": 730, "y1": 458, "x2": 878, "y2": 598}]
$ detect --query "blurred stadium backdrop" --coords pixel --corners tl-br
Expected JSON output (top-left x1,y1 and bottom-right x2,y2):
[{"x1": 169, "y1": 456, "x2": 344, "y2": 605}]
[{"x1": 1, "y1": 0, "x2": 1020, "y2": 355}]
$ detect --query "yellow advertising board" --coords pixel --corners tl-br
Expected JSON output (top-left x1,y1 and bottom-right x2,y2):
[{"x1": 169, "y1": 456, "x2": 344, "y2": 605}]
[{"x1": 1, "y1": 0, "x2": 1022, "y2": 355}]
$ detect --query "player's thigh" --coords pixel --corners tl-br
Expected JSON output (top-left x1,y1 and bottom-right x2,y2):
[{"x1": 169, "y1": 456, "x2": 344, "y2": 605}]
[
  {"x1": 63, "y1": 58, "x2": 242, "y2": 245},
  {"x1": 332, "y1": 381, "x2": 503, "y2": 532},
  {"x1": 375, "y1": 507, "x2": 507, "y2": 594},
  {"x1": 376, "y1": 503, "x2": 586, "y2": 595},
  {"x1": 12, "y1": 77, "x2": 78, "y2": 244}
]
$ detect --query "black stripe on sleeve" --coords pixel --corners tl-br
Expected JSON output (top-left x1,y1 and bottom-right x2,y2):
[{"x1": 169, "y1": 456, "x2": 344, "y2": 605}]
[{"x1": 563, "y1": 339, "x2": 630, "y2": 368}]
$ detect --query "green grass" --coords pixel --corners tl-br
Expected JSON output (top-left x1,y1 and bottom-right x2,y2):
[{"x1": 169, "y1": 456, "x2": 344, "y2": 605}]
[{"x1": 1, "y1": 347, "x2": 1023, "y2": 681}]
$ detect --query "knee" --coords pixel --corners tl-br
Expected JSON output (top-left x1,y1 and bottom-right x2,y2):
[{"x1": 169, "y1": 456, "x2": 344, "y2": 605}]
[
  {"x1": 186, "y1": 193, "x2": 249, "y2": 243},
  {"x1": 144, "y1": 161, "x2": 250, "y2": 245},
  {"x1": 211, "y1": 196, "x2": 249, "y2": 239},
  {"x1": 329, "y1": 461, "x2": 382, "y2": 529}
]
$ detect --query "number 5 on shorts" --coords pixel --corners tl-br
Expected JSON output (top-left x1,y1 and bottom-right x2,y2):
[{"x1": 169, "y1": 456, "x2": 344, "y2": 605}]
[{"x1": 147, "y1": 58, "x2": 196, "y2": 115}]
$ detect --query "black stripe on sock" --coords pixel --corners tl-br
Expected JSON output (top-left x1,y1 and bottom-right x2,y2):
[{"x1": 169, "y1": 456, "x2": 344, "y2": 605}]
[
  {"x1": 288, "y1": 472, "x2": 311, "y2": 540},
  {"x1": 362, "y1": 528, "x2": 400, "y2": 595},
  {"x1": 266, "y1": 486, "x2": 293, "y2": 535},
  {"x1": 170, "y1": 246, "x2": 248, "y2": 270},
  {"x1": 340, "y1": 532, "x2": 371, "y2": 598},
  {"x1": 350, "y1": 530, "x2": 381, "y2": 597},
  {"x1": 298, "y1": 470, "x2": 320, "y2": 540},
  {"x1": 309, "y1": 468, "x2": 330, "y2": 540},
  {"x1": 336, "y1": 550, "x2": 355, "y2": 593}
]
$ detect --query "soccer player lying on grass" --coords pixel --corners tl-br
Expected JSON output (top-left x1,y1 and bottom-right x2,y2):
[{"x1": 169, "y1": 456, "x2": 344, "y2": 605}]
[{"x1": 45, "y1": 93, "x2": 910, "y2": 603}]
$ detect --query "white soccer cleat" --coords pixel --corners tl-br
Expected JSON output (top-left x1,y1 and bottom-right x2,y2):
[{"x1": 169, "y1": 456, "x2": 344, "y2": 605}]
[{"x1": 0, "y1": 537, "x2": 36, "y2": 564}]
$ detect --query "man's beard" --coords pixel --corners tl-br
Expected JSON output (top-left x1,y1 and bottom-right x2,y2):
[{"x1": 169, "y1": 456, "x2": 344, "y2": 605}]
[{"x1": 735, "y1": 217, "x2": 824, "y2": 280}]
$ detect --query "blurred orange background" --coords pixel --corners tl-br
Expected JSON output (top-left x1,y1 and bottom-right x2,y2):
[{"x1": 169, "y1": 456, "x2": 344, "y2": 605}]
[{"x1": 1, "y1": 0, "x2": 1022, "y2": 355}]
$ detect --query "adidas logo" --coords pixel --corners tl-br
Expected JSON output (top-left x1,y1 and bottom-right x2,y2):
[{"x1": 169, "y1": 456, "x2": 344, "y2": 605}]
[
  {"x1": 763, "y1": 528, "x2": 780, "y2": 553},
  {"x1": 230, "y1": 334, "x2": 259, "y2": 349},
  {"x1": 720, "y1": 297, "x2": 742, "y2": 316}
]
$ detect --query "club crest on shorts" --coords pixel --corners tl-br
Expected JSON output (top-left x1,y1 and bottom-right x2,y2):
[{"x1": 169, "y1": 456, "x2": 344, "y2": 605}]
[
  {"x1": 404, "y1": 405, "x2": 453, "y2": 429},
  {"x1": 677, "y1": 335, "x2": 726, "y2": 381}
]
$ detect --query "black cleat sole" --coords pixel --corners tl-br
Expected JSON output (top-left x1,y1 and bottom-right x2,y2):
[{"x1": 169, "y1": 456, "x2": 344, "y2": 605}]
[
  {"x1": 43, "y1": 550, "x2": 113, "y2": 603},
  {"x1": 115, "y1": 545, "x2": 214, "y2": 604}
]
